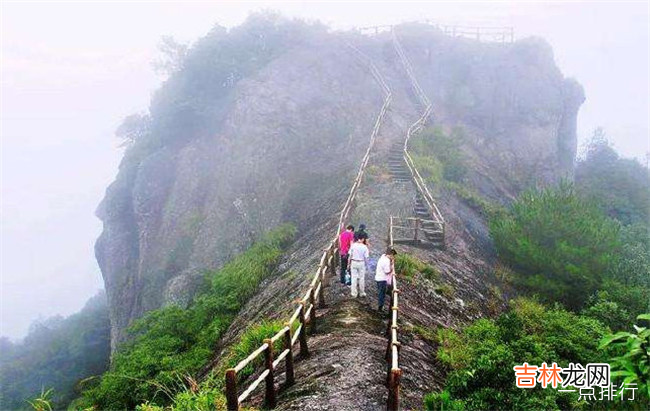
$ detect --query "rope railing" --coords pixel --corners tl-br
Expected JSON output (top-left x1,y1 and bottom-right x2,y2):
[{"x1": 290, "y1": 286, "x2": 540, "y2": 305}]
[
  {"x1": 224, "y1": 42, "x2": 392, "y2": 411},
  {"x1": 392, "y1": 29, "x2": 446, "y2": 245}
]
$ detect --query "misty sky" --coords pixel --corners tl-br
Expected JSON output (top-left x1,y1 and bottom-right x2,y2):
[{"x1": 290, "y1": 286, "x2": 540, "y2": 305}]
[{"x1": 1, "y1": 1, "x2": 648, "y2": 340}]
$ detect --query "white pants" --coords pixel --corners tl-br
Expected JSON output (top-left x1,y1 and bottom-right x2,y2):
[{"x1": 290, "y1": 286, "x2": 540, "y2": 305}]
[{"x1": 350, "y1": 261, "x2": 366, "y2": 297}]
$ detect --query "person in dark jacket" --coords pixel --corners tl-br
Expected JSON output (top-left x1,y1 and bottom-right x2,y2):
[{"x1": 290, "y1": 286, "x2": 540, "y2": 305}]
[{"x1": 354, "y1": 223, "x2": 369, "y2": 242}]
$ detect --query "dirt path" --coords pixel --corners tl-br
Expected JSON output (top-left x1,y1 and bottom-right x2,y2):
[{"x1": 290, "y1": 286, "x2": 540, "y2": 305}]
[{"x1": 277, "y1": 266, "x2": 390, "y2": 410}]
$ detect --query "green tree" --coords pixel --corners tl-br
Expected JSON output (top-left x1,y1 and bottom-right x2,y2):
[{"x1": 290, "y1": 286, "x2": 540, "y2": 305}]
[
  {"x1": 576, "y1": 130, "x2": 650, "y2": 226},
  {"x1": 490, "y1": 182, "x2": 620, "y2": 309},
  {"x1": 410, "y1": 126, "x2": 468, "y2": 183},
  {"x1": 426, "y1": 298, "x2": 610, "y2": 410},
  {"x1": 116, "y1": 113, "x2": 151, "y2": 147},
  {"x1": 152, "y1": 36, "x2": 189, "y2": 77},
  {"x1": 0, "y1": 292, "x2": 110, "y2": 410}
]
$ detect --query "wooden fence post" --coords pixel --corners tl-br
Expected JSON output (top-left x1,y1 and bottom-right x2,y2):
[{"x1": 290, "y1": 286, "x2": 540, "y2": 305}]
[
  {"x1": 384, "y1": 313, "x2": 392, "y2": 337},
  {"x1": 442, "y1": 223, "x2": 446, "y2": 250},
  {"x1": 298, "y1": 302, "x2": 310, "y2": 357},
  {"x1": 263, "y1": 339, "x2": 276, "y2": 408},
  {"x1": 387, "y1": 216, "x2": 392, "y2": 245},
  {"x1": 225, "y1": 368, "x2": 239, "y2": 411},
  {"x1": 283, "y1": 325, "x2": 295, "y2": 386},
  {"x1": 414, "y1": 218, "x2": 420, "y2": 243},
  {"x1": 318, "y1": 265, "x2": 326, "y2": 308},
  {"x1": 386, "y1": 356, "x2": 392, "y2": 386},
  {"x1": 309, "y1": 288, "x2": 317, "y2": 329},
  {"x1": 387, "y1": 368, "x2": 402, "y2": 411}
]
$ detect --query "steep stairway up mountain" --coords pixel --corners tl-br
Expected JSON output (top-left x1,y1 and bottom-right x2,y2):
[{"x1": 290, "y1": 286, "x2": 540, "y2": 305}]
[
  {"x1": 388, "y1": 142, "x2": 411, "y2": 182},
  {"x1": 414, "y1": 194, "x2": 445, "y2": 247}
]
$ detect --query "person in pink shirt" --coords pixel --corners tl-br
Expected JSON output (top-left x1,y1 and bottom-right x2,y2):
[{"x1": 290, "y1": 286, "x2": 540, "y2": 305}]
[{"x1": 339, "y1": 225, "x2": 354, "y2": 284}]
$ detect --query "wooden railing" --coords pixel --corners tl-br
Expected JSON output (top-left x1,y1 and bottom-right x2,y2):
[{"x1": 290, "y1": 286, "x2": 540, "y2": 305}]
[
  {"x1": 392, "y1": 29, "x2": 446, "y2": 245},
  {"x1": 225, "y1": 247, "x2": 337, "y2": 409},
  {"x1": 386, "y1": 218, "x2": 401, "y2": 410},
  {"x1": 389, "y1": 216, "x2": 443, "y2": 245},
  {"x1": 438, "y1": 24, "x2": 514, "y2": 43},
  {"x1": 360, "y1": 20, "x2": 514, "y2": 43},
  {"x1": 224, "y1": 42, "x2": 392, "y2": 411},
  {"x1": 338, "y1": 43, "x2": 392, "y2": 235}
]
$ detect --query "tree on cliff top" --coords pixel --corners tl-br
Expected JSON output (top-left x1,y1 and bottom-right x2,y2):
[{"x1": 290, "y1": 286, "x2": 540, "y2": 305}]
[{"x1": 576, "y1": 129, "x2": 650, "y2": 226}]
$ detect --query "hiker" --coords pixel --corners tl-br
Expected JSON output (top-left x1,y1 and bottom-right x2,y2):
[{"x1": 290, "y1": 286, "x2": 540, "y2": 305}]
[
  {"x1": 339, "y1": 225, "x2": 354, "y2": 284},
  {"x1": 348, "y1": 237, "x2": 369, "y2": 298},
  {"x1": 354, "y1": 223, "x2": 369, "y2": 243},
  {"x1": 375, "y1": 247, "x2": 397, "y2": 312}
]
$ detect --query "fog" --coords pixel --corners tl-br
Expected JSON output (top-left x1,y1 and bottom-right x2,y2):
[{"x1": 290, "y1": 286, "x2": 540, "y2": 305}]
[{"x1": 1, "y1": 1, "x2": 648, "y2": 340}]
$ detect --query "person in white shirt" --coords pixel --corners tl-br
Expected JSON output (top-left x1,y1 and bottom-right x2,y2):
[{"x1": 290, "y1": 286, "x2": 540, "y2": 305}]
[
  {"x1": 348, "y1": 237, "x2": 369, "y2": 298},
  {"x1": 375, "y1": 247, "x2": 397, "y2": 312}
]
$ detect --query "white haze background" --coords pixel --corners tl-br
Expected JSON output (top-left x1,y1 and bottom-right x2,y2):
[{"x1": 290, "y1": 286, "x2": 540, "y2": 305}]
[{"x1": 1, "y1": 1, "x2": 649, "y2": 340}]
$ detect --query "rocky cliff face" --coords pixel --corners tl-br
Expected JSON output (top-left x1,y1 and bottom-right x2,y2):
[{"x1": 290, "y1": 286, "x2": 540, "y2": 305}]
[
  {"x1": 396, "y1": 24, "x2": 585, "y2": 197},
  {"x1": 96, "y1": 17, "x2": 583, "y2": 352}
]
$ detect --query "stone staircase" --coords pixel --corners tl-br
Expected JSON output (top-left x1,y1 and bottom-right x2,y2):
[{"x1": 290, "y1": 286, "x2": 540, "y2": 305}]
[
  {"x1": 414, "y1": 193, "x2": 445, "y2": 247},
  {"x1": 389, "y1": 142, "x2": 444, "y2": 249},
  {"x1": 388, "y1": 142, "x2": 411, "y2": 182}
]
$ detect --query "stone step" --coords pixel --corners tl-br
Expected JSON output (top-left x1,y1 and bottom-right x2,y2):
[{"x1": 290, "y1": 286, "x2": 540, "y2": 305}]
[{"x1": 422, "y1": 234, "x2": 444, "y2": 240}]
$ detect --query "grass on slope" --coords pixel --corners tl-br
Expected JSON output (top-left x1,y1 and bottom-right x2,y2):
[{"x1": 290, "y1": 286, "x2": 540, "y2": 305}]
[{"x1": 77, "y1": 224, "x2": 296, "y2": 410}]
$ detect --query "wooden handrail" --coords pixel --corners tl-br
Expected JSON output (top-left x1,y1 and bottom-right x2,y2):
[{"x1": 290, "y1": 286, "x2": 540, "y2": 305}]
[
  {"x1": 272, "y1": 348, "x2": 291, "y2": 370},
  {"x1": 270, "y1": 326, "x2": 289, "y2": 344},
  {"x1": 224, "y1": 41, "x2": 392, "y2": 410},
  {"x1": 379, "y1": 29, "x2": 450, "y2": 408},
  {"x1": 392, "y1": 28, "x2": 446, "y2": 249},
  {"x1": 233, "y1": 343, "x2": 269, "y2": 373},
  {"x1": 288, "y1": 306, "x2": 301, "y2": 326},
  {"x1": 291, "y1": 324, "x2": 303, "y2": 346},
  {"x1": 237, "y1": 369, "x2": 269, "y2": 403},
  {"x1": 386, "y1": 218, "x2": 401, "y2": 410},
  {"x1": 360, "y1": 20, "x2": 514, "y2": 43}
]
